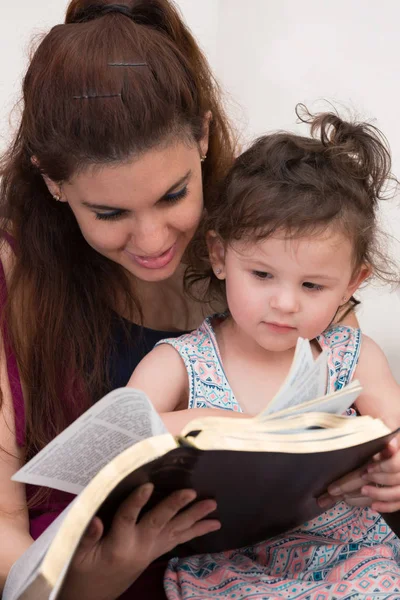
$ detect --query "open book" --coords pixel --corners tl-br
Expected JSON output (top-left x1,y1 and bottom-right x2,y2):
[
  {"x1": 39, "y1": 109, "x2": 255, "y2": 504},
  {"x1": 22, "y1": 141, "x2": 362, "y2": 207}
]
[{"x1": 7, "y1": 339, "x2": 397, "y2": 600}]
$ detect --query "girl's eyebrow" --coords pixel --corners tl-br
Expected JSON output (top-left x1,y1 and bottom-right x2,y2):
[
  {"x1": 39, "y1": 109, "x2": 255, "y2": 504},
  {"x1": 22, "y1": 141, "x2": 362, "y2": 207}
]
[
  {"x1": 243, "y1": 258, "x2": 341, "y2": 282},
  {"x1": 81, "y1": 170, "x2": 192, "y2": 211}
]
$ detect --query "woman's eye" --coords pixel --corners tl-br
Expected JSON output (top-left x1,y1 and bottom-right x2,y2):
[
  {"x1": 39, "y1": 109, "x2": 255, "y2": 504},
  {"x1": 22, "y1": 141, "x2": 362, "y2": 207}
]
[
  {"x1": 303, "y1": 281, "x2": 324, "y2": 292},
  {"x1": 252, "y1": 271, "x2": 272, "y2": 280},
  {"x1": 162, "y1": 185, "x2": 188, "y2": 204},
  {"x1": 95, "y1": 210, "x2": 126, "y2": 221}
]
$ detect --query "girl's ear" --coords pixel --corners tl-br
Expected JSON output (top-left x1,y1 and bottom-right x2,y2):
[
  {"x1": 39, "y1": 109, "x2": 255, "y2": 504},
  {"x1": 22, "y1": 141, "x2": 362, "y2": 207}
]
[
  {"x1": 206, "y1": 230, "x2": 226, "y2": 279},
  {"x1": 341, "y1": 264, "x2": 371, "y2": 305}
]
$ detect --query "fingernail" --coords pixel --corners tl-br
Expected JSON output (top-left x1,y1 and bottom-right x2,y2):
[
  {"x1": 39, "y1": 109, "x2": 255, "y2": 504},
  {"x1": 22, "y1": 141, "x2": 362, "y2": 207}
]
[
  {"x1": 327, "y1": 485, "x2": 341, "y2": 495},
  {"x1": 318, "y1": 498, "x2": 331, "y2": 508},
  {"x1": 140, "y1": 483, "x2": 154, "y2": 497},
  {"x1": 181, "y1": 490, "x2": 197, "y2": 503},
  {"x1": 367, "y1": 465, "x2": 377, "y2": 473},
  {"x1": 86, "y1": 520, "x2": 97, "y2": 538}
]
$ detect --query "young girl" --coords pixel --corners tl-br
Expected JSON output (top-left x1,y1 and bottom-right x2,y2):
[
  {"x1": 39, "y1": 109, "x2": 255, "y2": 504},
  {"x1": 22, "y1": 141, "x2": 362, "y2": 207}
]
[{"x1": 128, "y1": 110, "x2": 400, "y2": 598}]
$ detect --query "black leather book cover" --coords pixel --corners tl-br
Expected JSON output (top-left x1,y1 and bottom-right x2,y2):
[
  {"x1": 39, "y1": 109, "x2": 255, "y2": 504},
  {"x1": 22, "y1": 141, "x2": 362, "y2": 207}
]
[{"x1": 96, "y1": 430, "x2": 396, "y2": 555}]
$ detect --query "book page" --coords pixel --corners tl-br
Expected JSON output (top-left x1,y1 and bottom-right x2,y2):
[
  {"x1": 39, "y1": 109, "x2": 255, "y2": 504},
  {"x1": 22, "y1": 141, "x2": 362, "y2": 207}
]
[
  {"x1": 268, "y1": 381, "x2": 361, "y2": 420},
  {"x1": 3, "y1": 501, "x2": 77, "y2": 600},
  {"x1": 256, "y1": 341, "x2": 327, "y2": 420},
  {"x1": 12, "y1": 388, "x2": 167, "y2": 494}
]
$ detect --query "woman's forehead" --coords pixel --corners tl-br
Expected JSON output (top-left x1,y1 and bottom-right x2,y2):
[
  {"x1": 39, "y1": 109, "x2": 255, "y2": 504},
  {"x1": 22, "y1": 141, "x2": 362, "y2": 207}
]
[{"x1": 65, "y1": 140, "x2": 199, "y2": 201}]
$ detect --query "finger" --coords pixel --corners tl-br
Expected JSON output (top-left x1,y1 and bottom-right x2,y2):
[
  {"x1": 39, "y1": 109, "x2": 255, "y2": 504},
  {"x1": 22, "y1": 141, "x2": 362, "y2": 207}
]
[
  {"x1": 327, "y1": 467, "x2": 367, "y2": 496},
  {"x1": 362, "y1": 470, "x2": 400, "y2": 487},
  {"x1": 139, "y1": 489, "x2": 197, "y2": 533},
  {"x1": 75, "y1": 517, "x2": 104, "y2": 556},
  {"x1": 169, "y1": 517, "x2": 221, "y2": 549},
  {"x1": 361, "y1": 483, "x2": 400, "y2": 503},
  {"x1": 109, "y1": 483, "x2": 154, "y2": 547},
  {"x1": 371, "y1": 500, "x2": 400, "y2": 513},
  {"x1": 371, "y1": 436, "x2": 399, "y2": 462},
  {"x1": 367, "y1": 452, "x2": 400, "y2": 476},
  {"x1": 165, "y1": 499, "x2": 218, "y2": 534},
  {"x1": 317, "y1": 493, "x2": 340, "y2": 509},
  {"x1": 342, "y1": 494, "x2": 373, "y2": 508}
]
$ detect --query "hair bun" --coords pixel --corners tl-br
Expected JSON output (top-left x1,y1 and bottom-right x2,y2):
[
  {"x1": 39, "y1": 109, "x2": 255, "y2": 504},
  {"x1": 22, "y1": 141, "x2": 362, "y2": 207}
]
[
  {"x1": 296, "y1": 104, "x2": 393, "y2": 204},
  {"x1": 66, "y1": 3, "x2": 133, "y2": 24},
  {"x1": 66, "y1": 0, "x2": 181, "y2": 35}
]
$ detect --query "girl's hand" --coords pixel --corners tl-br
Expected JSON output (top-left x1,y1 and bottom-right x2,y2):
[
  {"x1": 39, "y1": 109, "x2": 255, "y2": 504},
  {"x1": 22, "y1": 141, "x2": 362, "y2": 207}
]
[
  {"x1": 318, "y1": 438, "x2": 400, "y2": 513},
  {"x1": 60, "y1": 483, "x2": 220, "y2": 600}
]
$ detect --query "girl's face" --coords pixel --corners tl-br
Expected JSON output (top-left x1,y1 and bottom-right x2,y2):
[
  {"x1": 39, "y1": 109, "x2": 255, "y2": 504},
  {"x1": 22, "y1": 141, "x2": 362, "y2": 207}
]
[
  {"x1": 209, "y1": 229, "x2": 369, "y2": 353},
  {"x1": 45, "y1": 139, "x2": 207, "y2": 282}
]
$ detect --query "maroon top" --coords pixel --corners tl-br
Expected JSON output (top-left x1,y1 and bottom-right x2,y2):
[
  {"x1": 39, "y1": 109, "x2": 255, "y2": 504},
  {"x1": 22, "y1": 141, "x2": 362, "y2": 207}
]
[{"x1": 1, "y1": 232, "x2": 168, "y2": 598}]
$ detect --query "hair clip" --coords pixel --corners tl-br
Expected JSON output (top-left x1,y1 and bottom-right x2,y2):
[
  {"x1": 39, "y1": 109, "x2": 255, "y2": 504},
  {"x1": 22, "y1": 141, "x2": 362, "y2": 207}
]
[
  {"x1": 108, "y1": 62, "x2": 147, "y2": 68},
  {"x1": 73, "y1": 93, "x2": 122, "y2": 100}
]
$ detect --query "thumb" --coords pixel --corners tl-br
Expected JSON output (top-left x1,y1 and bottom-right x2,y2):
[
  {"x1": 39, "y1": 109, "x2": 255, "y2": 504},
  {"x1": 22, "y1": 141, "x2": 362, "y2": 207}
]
[
  {"x1": 78, "y1": 517, "x2": 104, "y2": 553},
  {"x1": 383, "y1": 436, "x2": 398, "y2": 458}
]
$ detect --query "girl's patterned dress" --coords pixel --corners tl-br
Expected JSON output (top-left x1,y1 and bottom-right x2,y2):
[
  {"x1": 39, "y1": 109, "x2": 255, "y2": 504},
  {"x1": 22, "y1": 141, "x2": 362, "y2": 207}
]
[{"x1": 157, "y1": 316, "x2": 400, "y2": 599}]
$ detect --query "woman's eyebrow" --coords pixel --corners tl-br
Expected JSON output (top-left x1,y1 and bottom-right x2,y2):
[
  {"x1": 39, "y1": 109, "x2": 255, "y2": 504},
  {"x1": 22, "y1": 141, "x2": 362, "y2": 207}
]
[
  {"x1": 81, "y1": 170, "x2": 192, "y2": 211},
  {"x1": 163, "y1": 170, "x2": 191, "y2": 195}
]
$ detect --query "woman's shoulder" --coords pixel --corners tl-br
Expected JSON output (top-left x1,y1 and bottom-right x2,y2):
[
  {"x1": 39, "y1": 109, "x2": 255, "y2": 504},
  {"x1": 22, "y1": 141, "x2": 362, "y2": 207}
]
[{"x1": 0, "y1": 229, "x2": 17, "y2": 281}]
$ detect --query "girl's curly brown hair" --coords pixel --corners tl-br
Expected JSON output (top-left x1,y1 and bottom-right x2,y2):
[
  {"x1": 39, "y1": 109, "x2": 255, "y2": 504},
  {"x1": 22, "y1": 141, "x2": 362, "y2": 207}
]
[{"x1": 186, "y1": 106, "x2": 398, "y2": 314}]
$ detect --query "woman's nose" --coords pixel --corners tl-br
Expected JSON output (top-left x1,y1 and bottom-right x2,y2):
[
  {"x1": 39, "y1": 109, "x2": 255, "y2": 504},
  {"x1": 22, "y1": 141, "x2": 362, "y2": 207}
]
[{"x1": 131, "y1": 215, "x2": 167, "y2": 256}]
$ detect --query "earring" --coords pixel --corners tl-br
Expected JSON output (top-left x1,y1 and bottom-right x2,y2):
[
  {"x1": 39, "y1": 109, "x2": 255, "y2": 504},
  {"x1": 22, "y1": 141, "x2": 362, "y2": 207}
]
[
  {"x1": 215, "y1": 268, "x2": 222, "y2": 275},
  {"x1": 53, "y1": 194, "x2": 61, "y2": 202},
  {"x1": 342, "y1": 296, "x2": 348, "y2": 304},
  {"x1": 200, "y1": 154, "x2": 207, "y2": 163}
]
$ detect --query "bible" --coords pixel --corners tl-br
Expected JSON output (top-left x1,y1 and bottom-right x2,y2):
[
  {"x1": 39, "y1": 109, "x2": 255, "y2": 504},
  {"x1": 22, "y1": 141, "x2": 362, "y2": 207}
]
[{"x1": 7, "y1": 338, "x2": 398, "y2": 599}]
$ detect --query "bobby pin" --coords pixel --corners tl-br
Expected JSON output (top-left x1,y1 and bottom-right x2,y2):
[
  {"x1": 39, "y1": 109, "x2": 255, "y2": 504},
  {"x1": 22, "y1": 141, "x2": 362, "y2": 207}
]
[
  {"x1": 108, "y1": 62, "x2": 148, "y2": 67},
  {"x1": 73, "y1": 93, "x2": 122, "y2": 100}
]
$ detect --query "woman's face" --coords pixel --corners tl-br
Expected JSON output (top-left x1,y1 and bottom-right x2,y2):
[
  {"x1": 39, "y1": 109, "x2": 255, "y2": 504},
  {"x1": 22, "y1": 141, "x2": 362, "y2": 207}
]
[{"x1": 53, "y1": 139, "x2": 206, "y2": 282}]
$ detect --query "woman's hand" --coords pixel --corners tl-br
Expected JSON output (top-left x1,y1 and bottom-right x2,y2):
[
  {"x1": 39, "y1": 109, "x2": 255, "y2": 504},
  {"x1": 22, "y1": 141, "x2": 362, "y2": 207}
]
[
  {"x1": 318, "y1": 437, "x2": 400, "y2": 513},
  {"x1": 60, "y1": 483, "x2": 220, "y2": 600}
]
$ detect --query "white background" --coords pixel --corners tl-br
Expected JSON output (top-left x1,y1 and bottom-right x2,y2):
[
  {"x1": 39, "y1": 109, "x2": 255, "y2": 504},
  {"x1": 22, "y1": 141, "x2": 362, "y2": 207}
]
[{"x1": 1, "y1": 1, "x2": 400, "y2": 378}]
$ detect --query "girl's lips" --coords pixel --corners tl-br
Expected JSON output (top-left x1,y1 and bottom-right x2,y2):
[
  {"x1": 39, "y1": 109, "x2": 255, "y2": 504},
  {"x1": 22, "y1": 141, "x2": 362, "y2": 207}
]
[
  {"x1": 125, "y1": 243, "x2": 176, "y2": 270},
  {"x1": 264, "y1": 322, "x2": 296, "y2": 334}
]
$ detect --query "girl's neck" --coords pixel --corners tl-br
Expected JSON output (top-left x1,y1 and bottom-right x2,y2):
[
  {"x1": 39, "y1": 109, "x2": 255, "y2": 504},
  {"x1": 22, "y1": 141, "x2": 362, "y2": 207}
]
[{"x1": 213, "y1": 315, "x2": 322, "y2": 416}]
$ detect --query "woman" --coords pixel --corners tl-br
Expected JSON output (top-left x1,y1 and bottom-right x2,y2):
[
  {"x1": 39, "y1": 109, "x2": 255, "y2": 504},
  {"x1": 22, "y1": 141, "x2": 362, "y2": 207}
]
[
  {"x1": 0, "y1": 1, "x2": 359, "y2": 598},
  {"x1": 0, "y1": 1, "x2": 238, "y2": 598}
]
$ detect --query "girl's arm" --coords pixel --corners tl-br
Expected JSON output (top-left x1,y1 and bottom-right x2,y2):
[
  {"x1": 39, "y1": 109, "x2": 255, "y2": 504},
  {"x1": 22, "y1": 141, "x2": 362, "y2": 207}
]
[{"x1": 127, "y1": 344, "x2": 249, "y2": 435}]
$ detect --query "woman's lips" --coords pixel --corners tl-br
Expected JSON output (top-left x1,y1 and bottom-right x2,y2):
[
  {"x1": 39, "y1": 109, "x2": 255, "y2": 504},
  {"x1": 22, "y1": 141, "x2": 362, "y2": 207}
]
[{"x1": 125, "y1": 243, "x2": 177, "y2": 270}]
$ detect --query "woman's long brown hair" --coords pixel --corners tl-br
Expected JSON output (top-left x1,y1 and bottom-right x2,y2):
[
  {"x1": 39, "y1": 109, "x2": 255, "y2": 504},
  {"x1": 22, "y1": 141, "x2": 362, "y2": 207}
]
[{"x1": 0, "y1": 0, "x2": 235, "y2": 462}]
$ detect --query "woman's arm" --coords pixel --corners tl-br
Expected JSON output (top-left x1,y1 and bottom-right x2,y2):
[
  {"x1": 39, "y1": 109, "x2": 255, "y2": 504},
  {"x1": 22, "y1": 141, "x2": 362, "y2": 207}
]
[
  {"x1": 0, "y1": 336, "x2": 34, "y2": 592},
  {"x1": 127, "y1": 344, "x2": 249, "y2": 435},
  {"x1": 319, "y1": 335, "x2": 400, "y2": 515}
]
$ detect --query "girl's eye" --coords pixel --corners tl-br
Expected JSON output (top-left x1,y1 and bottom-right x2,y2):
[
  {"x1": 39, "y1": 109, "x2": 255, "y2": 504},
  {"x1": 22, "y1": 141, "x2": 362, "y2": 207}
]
[
  {"x1": 95, "y1": 210, "x2": 126, "y2": 221},
  {"x1": 252, "y1": 271, "x2": 272, "y2": 280},
  {"x1": 162, "y1": 185, "x2": 188, "y2": 204},
  {"x1": 303, "y1": 281, "x2": 324, "y2": 292}
]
